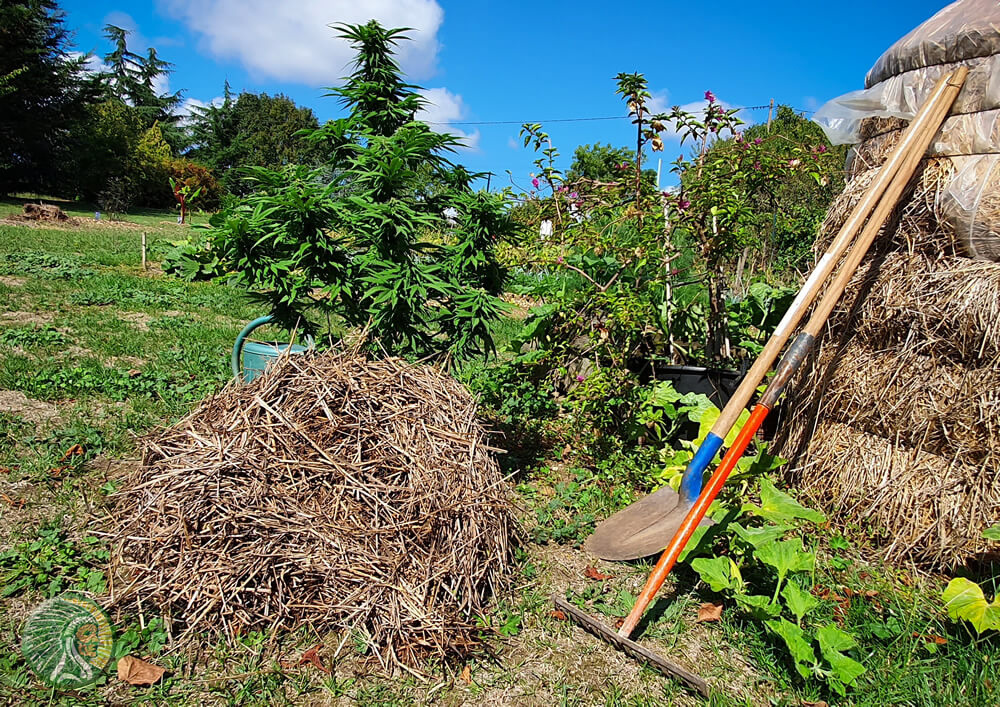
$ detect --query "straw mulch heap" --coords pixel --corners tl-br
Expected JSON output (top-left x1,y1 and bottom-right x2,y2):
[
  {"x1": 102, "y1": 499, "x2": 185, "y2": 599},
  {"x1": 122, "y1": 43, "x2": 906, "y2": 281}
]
[
  {"x1": 107, "y1": 352, "x2": 514, "y2": 671},
  {"x1": 777, "y1": 1, "x2": 1000, "y2": 568}
]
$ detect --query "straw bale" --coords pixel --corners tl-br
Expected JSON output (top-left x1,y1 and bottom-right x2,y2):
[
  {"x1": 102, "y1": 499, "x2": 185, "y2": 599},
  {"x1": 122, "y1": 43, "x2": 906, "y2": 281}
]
[
  {"x1": 786, "y1": 421, "x2": 996, "y2": 567},
  {"x1": 803, "y1": 339, "x2": 1000, "y2": 465},
  {"x1": 105, "y1": 351, "x2": 515, "y2": 672},
  {"x1": 830, "y1": 252, "x2": 1000, "y2": 364}
]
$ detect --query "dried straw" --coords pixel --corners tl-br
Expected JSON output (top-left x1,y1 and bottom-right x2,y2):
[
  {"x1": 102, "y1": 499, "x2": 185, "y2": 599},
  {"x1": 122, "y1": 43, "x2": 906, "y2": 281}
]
[
  {"x1": 105, "y1": 351, "x2": 515, "y2": 671},
  {"x1": 777, "y1": 112, "x2": 1000, "y2": 567}
]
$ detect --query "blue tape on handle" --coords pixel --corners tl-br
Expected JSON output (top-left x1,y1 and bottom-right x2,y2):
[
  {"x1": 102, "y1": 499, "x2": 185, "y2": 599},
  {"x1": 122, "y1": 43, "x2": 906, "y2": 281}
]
[{"x1": 679, "y1": 432, "x2": 724, "y2": 504}]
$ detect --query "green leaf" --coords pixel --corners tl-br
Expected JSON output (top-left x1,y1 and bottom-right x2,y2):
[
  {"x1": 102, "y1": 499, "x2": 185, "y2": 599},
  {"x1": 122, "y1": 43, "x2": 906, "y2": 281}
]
[
  {"x1": 816, "y1": 624, "x2": 866, "y2": 686},
  {"x1": 983, "y1": 524, "x2": 1000, "y2": 541},
  {"x1": 754, "y1": 537, "x2": 814, "y2": 579},
  {"x1": 745, "y1": 478, "x2": 825, "y2": 524},
  {"x1": 782, "y1": 580, "x2": 819, "y2": 624},
  {"x1": 735, "y1": 593, "x2": 781, "y2": 619},
  {"x1": 690, "y1": 556, "x2": 732, "y2": 592},
  {"x1": 942, "y1": 577, "x2": 1000, "y2": 633},
  {"x1": 766, "y1": 618, "x2": 815, "y2": 679},
  {"x1": 731, "y1": 522, "x2": 789, "y2": 549}
]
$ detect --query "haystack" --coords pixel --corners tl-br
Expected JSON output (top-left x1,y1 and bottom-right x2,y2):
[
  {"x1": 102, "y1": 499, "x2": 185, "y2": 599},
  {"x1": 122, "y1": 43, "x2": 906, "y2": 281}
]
[
  {"x1": 778, "y1": 0, "x2": 1000, "y2": 568},
  {"x1": 106, "y1": 351, "x2": 514, "y2": 671}
]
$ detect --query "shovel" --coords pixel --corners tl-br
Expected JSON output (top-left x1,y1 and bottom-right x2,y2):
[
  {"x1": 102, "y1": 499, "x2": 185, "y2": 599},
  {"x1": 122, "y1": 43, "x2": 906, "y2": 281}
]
[{"x1": 584, "y1": 69, "x2": 966, "y2": 562}]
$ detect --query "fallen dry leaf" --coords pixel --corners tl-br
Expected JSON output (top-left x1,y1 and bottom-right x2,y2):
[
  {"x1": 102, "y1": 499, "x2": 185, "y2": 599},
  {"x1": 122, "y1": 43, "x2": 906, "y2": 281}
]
[
  {"x1": 297, "y1": 644, "x2": 330, "y2": 673},
  {"x1": 912, "y1": 632, "x2": 948, "y2": 645},
  {"x1": 696, "y1": 602, "x2": 723, "y2": 623},
  {"x1": 549, "y1": 609, "x2": 567, "y2": 621},
  {"x1": 117, "y1": 656, "x2": 165, "y2": 686},
  {"x1": 0, "y1": 493, "x2": 24, "y2": 509},
  {"x1": 59, "y1": 444, "x2": 85, "y2": 462},
  {"x1": 801, "y1": 701, "x2": 828, "y2": 707},
  {"x1": 614, "y1": 618, "x2": 624, "y2": 629},
  {"x1": 583, "y1": 566, "x2": 613, "y2": 581},
  {"x1": 459, "y1": 664, "x2": 471, "y2": 684}
]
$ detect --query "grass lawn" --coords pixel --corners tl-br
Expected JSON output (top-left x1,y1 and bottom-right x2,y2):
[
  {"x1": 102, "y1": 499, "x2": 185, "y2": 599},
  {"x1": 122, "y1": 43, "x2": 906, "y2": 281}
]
[{"x1": 0, "y1": 204, "x2": 996, "y2": 706}]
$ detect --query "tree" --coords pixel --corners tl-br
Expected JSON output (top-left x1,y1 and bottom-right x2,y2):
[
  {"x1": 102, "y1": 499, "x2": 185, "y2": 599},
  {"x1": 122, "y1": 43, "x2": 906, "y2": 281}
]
[
  {"x1": 566, "y1": 142, "x2": 638, "y2": 183},
  {"x1": 186, "y1": 88, "x2": 324, "y2": 192},
  {"x1": 100, "y1": 25, "x2": 184, "y2": 151},
  {"x1": 211, "y1": 20, "x2": 514, "y2": 362},
  {"x1": 0, "y1": 0, "x2": 93, "y2": 195}
]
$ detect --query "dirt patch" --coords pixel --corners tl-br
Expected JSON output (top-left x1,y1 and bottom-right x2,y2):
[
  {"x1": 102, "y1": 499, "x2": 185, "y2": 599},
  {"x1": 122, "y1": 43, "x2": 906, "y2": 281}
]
[
  {"x1": 502, "y1": 293, "x2": 541, "y2": 320},
  {"x1": 0, "y1": 311, "x2": 54, "y2": 326},
  {"x1": 0, "y1": 390, "x2": 59, "y2": 424},
  {"x1": 120, "y1": 312, "x2": 153, "y2": 331},
  {"x1": 0, "y1": 276, "x2": 26, "y2": 288}
]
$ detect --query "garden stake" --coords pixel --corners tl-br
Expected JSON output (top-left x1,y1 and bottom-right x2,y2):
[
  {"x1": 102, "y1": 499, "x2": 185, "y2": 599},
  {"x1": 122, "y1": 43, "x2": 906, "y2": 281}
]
[
  {"x1": 562, "y1": 68, "x2": 966, "y2": 695},
  {"x1": 616, "y1": 66, "x2": 967, "y2": 640},
  {"x1": 584, "y1": 68, "x2": 966, "y2": 562}
]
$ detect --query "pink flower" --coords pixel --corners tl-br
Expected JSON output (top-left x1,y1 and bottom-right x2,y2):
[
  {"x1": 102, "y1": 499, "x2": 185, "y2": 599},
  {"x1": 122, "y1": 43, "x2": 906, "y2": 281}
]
[
  {"x1": 816, "y1": 144, "x2": 828, "y2": 153},
  {"x1": 753, "y1": 160, "x2": 761, "y2": 170},
  {"x1": 570, "y1": 192, "x2": 578, "y2": 199},
  {"x1": 788, "y1": 158, "x2": 801, "y2": 167},
  {"x1": 556, "y1": 256, "x2": 564, "y2": 264},
  {"x1": 754, "y1": 138, "x2": 763, "y2": 145},
  {"x1": 576, "y1": 374, "x2": 585, "y2": 382},
  {"x1": 558, "y1": 185, "x2": 567, "y2": 192},
  {"x1": 677, "y1": 198, "x2": 691, "y2": 211},
  {"x1": 705, "y1": 90, "x2": 715, "y2": 103},
  {"x1": 531, "y1": 177, "x2": 540, "y2": 189}
]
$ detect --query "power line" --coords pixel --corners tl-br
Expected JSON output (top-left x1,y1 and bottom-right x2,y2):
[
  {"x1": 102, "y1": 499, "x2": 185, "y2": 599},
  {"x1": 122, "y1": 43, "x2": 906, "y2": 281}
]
[{"x1": 426, "y1": 104, "x2": 815, "y2": 127}]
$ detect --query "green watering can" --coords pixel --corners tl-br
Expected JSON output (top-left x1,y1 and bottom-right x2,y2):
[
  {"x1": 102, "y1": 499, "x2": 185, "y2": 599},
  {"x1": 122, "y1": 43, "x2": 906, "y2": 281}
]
[{"x1": 231, "y1": 315, "x2": 312, "y2": 383}]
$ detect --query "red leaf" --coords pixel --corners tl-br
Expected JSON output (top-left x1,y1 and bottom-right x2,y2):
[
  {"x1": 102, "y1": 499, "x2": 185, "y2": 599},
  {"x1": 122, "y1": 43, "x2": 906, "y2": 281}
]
[
  {"x1": 583, "y1": 566, "x2": 613, "y2": 581},
  {"x1": 912, "y1": 632, "x2": 947, "y2": 645},
  {"x1": 696, "y1": 602, "x2": 723, "y2": 623},
  {"x1": 296, "y1": 644, "x2": 330, "y2": 673},
  {"x1": 549, "y1": 610, "x2": 567, "y2": 621}
]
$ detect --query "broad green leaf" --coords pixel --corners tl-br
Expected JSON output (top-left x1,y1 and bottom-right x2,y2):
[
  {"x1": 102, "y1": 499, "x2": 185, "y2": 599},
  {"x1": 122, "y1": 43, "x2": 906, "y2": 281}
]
[
  {"x1": 735, "y1": 593, "x2": 781, "y2": 619},
  {"x1": 754, "y1": 537, "x2": 814, "y2": 580},
  {"x1": 942, "y1": 577, "x2": 1000, "y2": 633},
  {"x1": 782, "y1": 580, "x2": 819, "y2": 623},
  {"x1": 984, "y1": 524, "x2": 1000, "y2": 541},
  {"x1": 766, "y1": 618, "x2": 815, "y2": 679},
  {"x1": 696, "y1": 405, "x2": 750, "y2": 448},
  {"x1": 731, "y1": 522, "x2": 789, "y2": 549},
  {"x1": 816, "y1": 624, "x2": 866, "y2": 686},
  {"x1": 744, "y1": 478, "x2": 825, "y2": 524},
  {"x1": 677, "y1": 525, "x2": 709, "y2": 563},
  {"x1": 690, "y1": 556, "x2": 732, "y2": 592}
]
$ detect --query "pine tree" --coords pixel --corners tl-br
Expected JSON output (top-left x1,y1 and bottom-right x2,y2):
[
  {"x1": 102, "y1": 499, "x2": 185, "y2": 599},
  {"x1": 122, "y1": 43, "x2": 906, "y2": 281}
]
[{"x1": 0, "y1": 0, "x2": 92, "y2": 194}]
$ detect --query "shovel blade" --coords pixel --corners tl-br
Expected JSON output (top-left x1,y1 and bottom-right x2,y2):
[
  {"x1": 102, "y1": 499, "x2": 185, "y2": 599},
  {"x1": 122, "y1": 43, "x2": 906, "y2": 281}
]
[{"x1": 585, "y1": 486, "x2": 712, "y2": 561}]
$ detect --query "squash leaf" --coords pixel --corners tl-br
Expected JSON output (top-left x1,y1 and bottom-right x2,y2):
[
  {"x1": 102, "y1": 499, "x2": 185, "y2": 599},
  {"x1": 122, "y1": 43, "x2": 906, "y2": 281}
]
[
  {"x1": 766, "y1": 618, "x2": 815, "y2": 679},
  {"x1": 816, "y1": 624, "x2": 866, "y2": 686},
  {"x1": 690, "y1": 556, "x2": 733, "y2": 592},
  {"x1": 782, "y1": 579, "x2": 819, "y2": 624},
  {"x1": 744, "y1": 478, "x2": 825, "y2": 525},
  {"x1": 942, "y1": 577, "x2": 1000, "y2": 633}
]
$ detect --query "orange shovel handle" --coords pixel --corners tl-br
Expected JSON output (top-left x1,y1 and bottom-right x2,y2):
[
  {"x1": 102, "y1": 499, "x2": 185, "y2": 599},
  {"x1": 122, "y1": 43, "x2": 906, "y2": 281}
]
[{"x1": 618, "y1": 404, "x2": 770, "y2": 638}]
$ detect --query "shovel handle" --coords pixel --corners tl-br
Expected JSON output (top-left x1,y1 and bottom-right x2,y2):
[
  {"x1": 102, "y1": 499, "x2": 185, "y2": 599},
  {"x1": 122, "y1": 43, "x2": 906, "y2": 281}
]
[{"x1": 619, "y1": 403, "x2": 769, "y2": 638}]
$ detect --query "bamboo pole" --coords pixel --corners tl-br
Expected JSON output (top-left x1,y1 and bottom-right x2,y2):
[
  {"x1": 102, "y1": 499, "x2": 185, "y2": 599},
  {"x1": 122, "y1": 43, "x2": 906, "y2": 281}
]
[{"x1": 141, "y1": 232, "x2": 147, "y2": 272}]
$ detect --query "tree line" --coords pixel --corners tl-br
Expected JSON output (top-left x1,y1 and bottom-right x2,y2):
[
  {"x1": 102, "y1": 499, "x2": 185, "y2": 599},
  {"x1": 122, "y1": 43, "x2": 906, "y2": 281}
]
[{"x1": 0, "y1": 0, "x2": 324, "y2": 211}]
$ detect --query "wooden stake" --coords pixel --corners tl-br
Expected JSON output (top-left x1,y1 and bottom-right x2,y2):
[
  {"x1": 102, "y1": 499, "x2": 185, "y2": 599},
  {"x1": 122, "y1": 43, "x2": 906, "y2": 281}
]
[
  {"x1": 141, "y1": 232, "x2": 147, "y2": 271},
  {"x1": 766, "y1": 98, "x2": 774, "y2": 132}
]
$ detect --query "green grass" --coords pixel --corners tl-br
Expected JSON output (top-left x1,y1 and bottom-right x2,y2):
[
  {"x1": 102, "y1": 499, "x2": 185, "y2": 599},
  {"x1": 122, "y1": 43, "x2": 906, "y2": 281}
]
[{"x1": 0, "y1": 208, "x2": 997, "y2": 705}]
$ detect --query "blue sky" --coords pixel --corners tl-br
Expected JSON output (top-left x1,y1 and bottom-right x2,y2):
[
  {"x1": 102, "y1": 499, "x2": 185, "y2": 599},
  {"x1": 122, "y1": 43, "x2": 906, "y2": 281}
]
[{"x1": 59, "y1": 0, "x2": 949, "y2": 188}]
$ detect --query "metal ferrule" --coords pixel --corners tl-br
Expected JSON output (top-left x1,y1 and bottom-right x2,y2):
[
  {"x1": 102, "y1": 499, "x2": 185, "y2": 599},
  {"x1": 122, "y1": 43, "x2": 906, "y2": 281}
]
[{"x1": 759, "y1": 332, "x2": 815, "y2": 409}]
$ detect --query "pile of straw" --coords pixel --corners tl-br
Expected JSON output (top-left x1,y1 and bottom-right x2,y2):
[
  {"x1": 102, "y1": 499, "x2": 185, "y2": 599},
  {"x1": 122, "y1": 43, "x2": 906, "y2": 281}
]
[
  {"x1": 106, "y1": 352, "x2": 514, "y2": 671},
  {"x1": 777, "y1": 145, "x2": 1000, "y2": 567}
]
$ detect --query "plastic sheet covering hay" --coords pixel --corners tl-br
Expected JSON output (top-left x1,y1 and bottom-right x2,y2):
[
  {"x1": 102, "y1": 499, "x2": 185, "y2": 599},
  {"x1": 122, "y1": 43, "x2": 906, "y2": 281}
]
[
  {"x1": 106, "y1": 351, "x2": 515, "y2": 672},
  {"x1": 813, "y1": 0, "x2": 1000, "y2": 262}
]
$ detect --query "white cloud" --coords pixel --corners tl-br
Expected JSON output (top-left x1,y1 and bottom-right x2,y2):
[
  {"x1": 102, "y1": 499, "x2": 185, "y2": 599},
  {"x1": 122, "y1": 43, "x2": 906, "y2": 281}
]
[
  {"x1": 161, "y1": 0, "x2": 445, "y2": 86},
  {"x1": 646, "y1": 90, "x2": 671, "y2": 115},
  {"x1": 416, "y1": 87, "x2": 480, "y2": 152},
  {"x1": 507, "y1": 135, "x2": 519, "y2": 150},
  {"x1": 66, "y1": 51, "x2": 109, "y2": 75}
]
